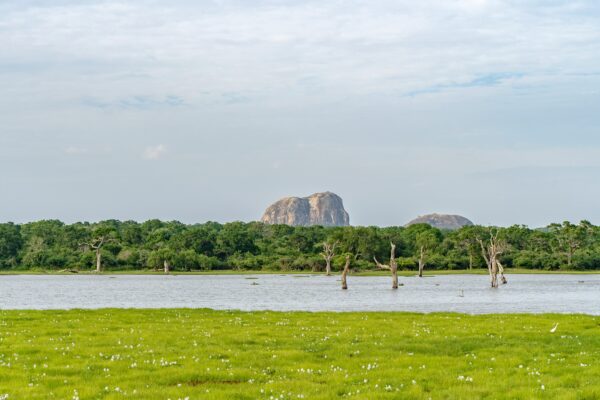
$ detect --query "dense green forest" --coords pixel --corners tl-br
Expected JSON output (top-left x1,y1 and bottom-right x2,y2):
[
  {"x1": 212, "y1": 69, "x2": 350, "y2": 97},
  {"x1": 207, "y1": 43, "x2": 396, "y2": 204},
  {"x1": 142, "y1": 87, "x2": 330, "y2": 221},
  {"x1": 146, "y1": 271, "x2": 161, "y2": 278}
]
[{"x1": 0, "y1": 219, "x2": 599, "y2": 271}]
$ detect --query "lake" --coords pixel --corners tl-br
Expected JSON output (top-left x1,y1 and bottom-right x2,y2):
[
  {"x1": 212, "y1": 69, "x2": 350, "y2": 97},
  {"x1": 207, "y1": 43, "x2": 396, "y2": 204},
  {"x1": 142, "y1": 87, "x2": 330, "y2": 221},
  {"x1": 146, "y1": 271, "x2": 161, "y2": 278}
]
[{"x1": 0, "y1": 274, "x2": 598, "y2": 314}]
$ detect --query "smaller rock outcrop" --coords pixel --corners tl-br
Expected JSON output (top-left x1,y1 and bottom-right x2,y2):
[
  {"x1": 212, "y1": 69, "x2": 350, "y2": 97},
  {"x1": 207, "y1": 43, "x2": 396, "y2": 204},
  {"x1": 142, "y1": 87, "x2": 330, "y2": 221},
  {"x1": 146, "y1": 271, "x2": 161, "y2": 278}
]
[
  {"x1": 261, "y1": 192, "x2": 350, "y2": 227},
  {"x1": 406, "y1": 214, "x2": 474, "y2": 230}
]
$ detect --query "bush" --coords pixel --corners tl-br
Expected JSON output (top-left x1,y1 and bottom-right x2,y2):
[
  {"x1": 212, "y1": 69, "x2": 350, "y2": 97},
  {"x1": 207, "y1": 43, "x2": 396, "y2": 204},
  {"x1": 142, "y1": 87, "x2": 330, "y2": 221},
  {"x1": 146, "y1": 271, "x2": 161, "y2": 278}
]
[
  {"x1": 351, "y1": 259, "x2": 372, "y2": 271},
  {"x1": 426, "y1": 254, "x2": 447, "y2": 270},
  {"x1": 572, "y1": 251, "x2": 600, "y2": 270},
  {"x1": 513, "y1": 251, "x2": 561, "y2": 270},
  {"x1": 21, "y1": 248, "x2": 79, "y2": 269},
  {"x1": 173, "y1": 250, "x2": 201, "y2": 271},
  {"x1": 275, "y1": 256, "x2": 296, "y2": 271},
  {"x1": 228, "y1": 253, "x2": 260, "y2": 270},
  {"x1": 443, "y1": 255, "x2": 469, "y2": 270},
  {"x1": 197, "y1": 254, "x2": 222, "y2": 270},
  {"x1": 397, "y1": 257, "x2": 416, "y2": 271},
  {"x1": 77, "y1": 249, "x2": 117, "y2": 270},
  {"x1": 117, "y1": 248, "x2": 143, "y2": 268},
  {"x1": 291, "y1": 255, "x2": 322, "y2": 271}
]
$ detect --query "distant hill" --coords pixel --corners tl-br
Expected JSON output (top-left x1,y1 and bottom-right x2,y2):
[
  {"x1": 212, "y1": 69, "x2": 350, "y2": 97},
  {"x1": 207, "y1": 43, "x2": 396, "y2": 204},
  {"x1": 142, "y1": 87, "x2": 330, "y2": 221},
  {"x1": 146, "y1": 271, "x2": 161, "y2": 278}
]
[
  {"x1": 406, "y1": 213, "x2": 474, "y2": 230},
  {"x1": 261, "y1": 192, "x2": 350, "y2": 227}
]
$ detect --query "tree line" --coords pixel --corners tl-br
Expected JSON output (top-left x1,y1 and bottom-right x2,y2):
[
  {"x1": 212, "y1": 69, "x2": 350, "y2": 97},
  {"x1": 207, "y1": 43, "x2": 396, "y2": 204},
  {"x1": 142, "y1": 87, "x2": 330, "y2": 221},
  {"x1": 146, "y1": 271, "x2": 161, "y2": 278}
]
[{"x1": 0, "y1": 219, "x2": 599, "y2": 272}]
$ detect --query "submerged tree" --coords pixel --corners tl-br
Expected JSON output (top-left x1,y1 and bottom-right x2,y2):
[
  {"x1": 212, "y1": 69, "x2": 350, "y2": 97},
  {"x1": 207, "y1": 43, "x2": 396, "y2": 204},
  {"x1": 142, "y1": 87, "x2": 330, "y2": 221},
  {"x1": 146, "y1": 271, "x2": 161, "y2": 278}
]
[
  {"x1": 321, "y1": 241, "x2": 338, "y2": 276},
  {"x1": 477, "y1": 229, "x2": 507, "y2": 288},
  {"x1": 341, "y1": 254, "x2": 351, "y2": 290},
  {"x1": 374, "y1": 242, "x2": 399, "y2": 289}
]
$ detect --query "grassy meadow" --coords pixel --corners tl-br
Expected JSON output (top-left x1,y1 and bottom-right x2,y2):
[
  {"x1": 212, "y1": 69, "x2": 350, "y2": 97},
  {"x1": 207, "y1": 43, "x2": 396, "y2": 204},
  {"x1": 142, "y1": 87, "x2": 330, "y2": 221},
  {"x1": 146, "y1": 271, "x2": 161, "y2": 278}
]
[{"x1": 0, "y1": 310, "x2": 598, "y2": 399}]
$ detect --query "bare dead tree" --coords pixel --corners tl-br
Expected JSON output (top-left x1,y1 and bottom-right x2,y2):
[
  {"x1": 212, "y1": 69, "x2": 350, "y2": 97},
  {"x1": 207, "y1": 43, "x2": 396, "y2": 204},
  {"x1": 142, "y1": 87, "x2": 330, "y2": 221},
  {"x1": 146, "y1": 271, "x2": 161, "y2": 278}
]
[
  {"x1": 341, "y1": 255, "x2": 351, "y2": 290},
  {"x1": 498, "y1": 259, "x2": 507, "y2": 285},
  {"x1": 164, "y1": 260, "x2": 171, "y2": 274},
  {"x1": 390, "y1": 244, "x2": 398, "y2": 289},
  {"x1": 321, "y1": 241, "x2": 338, "y2": 276},
  {"x1": 477, "y1": 231, "x2": 507, "y2": 288},
  {"x1": 374, "y1": 242, "x2": 398, "y2": 289},
  {"x1": 80, "y1": 236, "x2": 113, "y2": 273},
  {"x1": 418, "y1": 245, "x2": 425, "y2": 278}
]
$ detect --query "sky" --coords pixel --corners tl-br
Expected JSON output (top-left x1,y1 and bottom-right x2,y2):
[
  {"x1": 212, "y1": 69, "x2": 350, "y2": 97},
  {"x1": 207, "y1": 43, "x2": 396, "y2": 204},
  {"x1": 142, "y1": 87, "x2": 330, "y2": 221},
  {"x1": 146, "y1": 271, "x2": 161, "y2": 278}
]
[{"x1": 1, "y1": 0, "x2": 600, "y2": 227}]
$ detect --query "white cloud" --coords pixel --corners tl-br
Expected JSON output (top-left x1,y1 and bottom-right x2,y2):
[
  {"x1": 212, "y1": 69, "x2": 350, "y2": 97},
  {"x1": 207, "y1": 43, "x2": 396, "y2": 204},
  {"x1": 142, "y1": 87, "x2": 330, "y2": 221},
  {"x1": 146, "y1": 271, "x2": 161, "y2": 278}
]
[
  {"x1": 143, "y1": 144, "x2": 167, "y2": 160},
  {"x1": 64, "y1": 146, "x2": 88, "y2": 155},
  {"x1": 1, "y1": 1, "x2": 600, "y2": 225},
  {"x1": 2, "y1": 0, "x2": 599, "y2": 103}
]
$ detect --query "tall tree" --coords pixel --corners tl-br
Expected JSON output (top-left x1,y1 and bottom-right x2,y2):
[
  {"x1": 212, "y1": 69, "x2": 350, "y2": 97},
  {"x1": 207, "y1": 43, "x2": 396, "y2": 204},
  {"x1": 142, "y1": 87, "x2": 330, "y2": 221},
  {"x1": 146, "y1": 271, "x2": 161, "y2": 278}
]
[
  {"x1": 415, "y1": 231, "x2": 440, "y2": 277},
  {"x1": 453, "y1": 226, "x2": 486, "y2": 270},
  {"x1": 80, "y1": 225, "x2": 118, "y2": 272},
  {"x1": 549, "y1": 221, "x2": 593, "y2": 268},
  {"x1": 0, "y1": 223, "x2": 22, "y2": 268}
]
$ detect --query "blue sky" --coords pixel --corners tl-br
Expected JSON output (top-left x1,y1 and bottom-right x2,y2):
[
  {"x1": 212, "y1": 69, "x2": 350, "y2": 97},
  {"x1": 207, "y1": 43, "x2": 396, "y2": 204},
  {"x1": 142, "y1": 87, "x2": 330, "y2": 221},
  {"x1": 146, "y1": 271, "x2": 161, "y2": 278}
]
[{"x1": 1, "y1": 0, "x2": 600, "y2": 227}]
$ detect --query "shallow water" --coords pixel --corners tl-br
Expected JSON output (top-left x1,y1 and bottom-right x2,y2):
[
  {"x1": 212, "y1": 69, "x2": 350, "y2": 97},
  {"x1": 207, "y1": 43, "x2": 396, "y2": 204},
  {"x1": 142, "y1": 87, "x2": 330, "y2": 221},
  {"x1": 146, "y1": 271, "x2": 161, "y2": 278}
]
[{"x1": 0, "y1": 274, "x2": 598, "y2": 314}]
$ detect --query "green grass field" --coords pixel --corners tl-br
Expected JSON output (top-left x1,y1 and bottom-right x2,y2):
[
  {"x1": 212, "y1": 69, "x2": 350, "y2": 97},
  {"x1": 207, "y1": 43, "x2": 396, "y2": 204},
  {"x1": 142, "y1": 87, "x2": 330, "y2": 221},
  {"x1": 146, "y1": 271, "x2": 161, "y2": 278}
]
[{"x1": 0, "y1": 310, "x2": 598, "y2": 399}]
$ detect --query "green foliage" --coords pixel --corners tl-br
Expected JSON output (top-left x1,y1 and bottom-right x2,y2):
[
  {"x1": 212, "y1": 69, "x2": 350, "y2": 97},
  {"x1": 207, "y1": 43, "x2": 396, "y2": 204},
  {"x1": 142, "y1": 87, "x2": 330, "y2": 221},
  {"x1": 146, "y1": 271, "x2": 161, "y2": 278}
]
[
  {"x1": 0, "y1": 223, "x2": 22, "y2": 268},
  {"x1": 1, "y1": 219, "x2": 600, "y2": 271},
  {"x1": 147, "y1": 247, "x2": 176, "y2": 270},
  {"x1": 173, "y1": 249, "x2": 202, "y2": 270},
  {"x1": 397, "y1": 256, "x2": 417, "y2": 270}
]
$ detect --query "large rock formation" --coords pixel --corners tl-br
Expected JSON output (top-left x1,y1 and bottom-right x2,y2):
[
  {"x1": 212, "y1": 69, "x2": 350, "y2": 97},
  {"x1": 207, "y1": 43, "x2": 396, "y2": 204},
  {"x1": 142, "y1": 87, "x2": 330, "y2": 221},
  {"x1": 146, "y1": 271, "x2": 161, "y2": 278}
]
[
  {"x1": 261, "y1": 192, "x2": 350, "y2": 227},
  {"x1": 406, "y1": 213, "x2": 474, "y2": 230}
]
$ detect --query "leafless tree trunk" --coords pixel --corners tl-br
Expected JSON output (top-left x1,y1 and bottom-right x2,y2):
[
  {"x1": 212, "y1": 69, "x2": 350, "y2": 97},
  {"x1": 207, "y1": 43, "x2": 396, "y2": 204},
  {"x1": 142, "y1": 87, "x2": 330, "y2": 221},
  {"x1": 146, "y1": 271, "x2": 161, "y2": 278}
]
[
  {"x1": 164, "y1": 260, "x2": 170, "y2": 274},
  {"x1": 469, "y1": 253, "x2": 473, "y2": 270},
  {"x1": 498, "y1": 260, "x2": 507, "y2": 284},
  {"x1": 477, "y1": 231, "x2": 507, "y2": 288},
  {"x1": 418, "y1": 245, "x2": 425, "y2": 278},
  {"x1": 95, "y1": 247, "x2": 102, "y2": 272},
  {"x1": 341, "y1": 255, "x2": 350, "y2": 290},
  {"x1": 374, "y1": 243, "x2": 398, "y2": 289},
  {"x1": 321, "y1": 241, "x2": 338, "y2": 276}
]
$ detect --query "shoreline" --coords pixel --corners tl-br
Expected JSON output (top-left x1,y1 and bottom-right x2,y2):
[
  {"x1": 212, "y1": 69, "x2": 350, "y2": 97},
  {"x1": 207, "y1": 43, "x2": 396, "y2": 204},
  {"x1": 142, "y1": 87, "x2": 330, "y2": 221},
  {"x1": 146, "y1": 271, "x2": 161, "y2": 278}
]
[{"x1": 1, "y1": 268, "x2": 599, "y2": 276}]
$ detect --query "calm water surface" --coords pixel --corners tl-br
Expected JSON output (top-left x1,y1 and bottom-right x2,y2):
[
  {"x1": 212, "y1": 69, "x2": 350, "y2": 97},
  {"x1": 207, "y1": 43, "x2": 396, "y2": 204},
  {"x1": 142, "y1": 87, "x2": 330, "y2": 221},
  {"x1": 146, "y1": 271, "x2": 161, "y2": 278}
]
[{"x1": 0, "y1": 274, "x2": 598, "y2": 314}]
